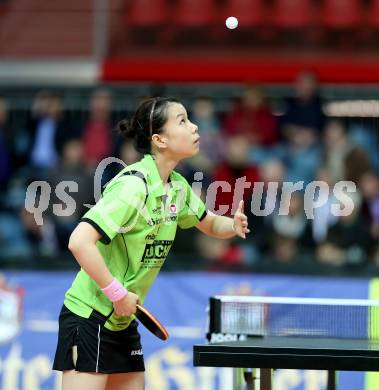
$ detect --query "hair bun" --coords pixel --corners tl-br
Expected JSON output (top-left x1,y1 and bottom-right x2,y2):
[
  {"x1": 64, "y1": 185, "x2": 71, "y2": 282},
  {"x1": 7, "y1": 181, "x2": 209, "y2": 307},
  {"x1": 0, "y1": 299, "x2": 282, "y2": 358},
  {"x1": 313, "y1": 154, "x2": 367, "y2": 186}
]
[{"x1": 117, "y1": 119, "x2": 137, "y2": 139}]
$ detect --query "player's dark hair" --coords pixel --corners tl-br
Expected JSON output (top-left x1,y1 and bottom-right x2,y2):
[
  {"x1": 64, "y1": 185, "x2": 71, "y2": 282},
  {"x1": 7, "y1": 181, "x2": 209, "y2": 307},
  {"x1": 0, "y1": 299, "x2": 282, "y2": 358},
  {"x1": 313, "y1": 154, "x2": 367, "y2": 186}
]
[{"x1": 117, "y1": 97, "x2": 180, "y2": 154}]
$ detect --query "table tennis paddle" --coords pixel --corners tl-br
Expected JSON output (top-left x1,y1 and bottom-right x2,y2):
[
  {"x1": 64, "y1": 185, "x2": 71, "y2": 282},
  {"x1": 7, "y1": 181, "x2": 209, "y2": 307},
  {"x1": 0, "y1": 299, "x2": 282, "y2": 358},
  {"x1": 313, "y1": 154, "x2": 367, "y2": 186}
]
[{"x1": 135, "y1": 304, "x2": 169, "y2": 341}]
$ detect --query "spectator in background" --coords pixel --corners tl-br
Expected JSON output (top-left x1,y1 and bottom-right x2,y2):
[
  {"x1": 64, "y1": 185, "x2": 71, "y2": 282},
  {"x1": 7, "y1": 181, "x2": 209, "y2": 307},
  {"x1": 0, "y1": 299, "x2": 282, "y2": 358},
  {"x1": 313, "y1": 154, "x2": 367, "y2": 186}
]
[
  {"x1": 359, "y1": 171, "x2": 379, "y2": 263},
  {"x1": 281, "y1": 71, "x2": 326, "y2": 142},
  {"x1": 223, "y1": 86, "x2": 278, "y2": 147},
  {"x1": 29, "y1": 91, "x2": 72, "y2": 176},
  {"x1": 211, "y1": 135, "x2": 260, "y2": 217},
  {"x1": 322, "y1": 120, "x2": 353, "y2": 182},
  {"x1": 0, "y1": 97, "x2": 11, "y2": 193},
  {"x1": 19, "y1": 207, "x2": 57, "y2": 257},
  {"x1": 268, "y1": 192, "x2": 314, "y2": 263},
  {"x1": 48, "y1": 139, "x2": 93, "y2": 251},
  {"x1": 200, "y1": 135, "x2": 260, "y2": 269},
  {"x1": 179, "y1": 96, "x2": 225, "y2": 184},
  {"x1": 311, "y1": 168, "x2": 339, "y2": 244},
  {"x1": 276, "y1": 126, "x2": 321, "y2": 185},
  {"x1": 118, "y1": 139, "x2": 141, "y2": 166},
  {"x1": 274, "y1": 71, "x2": 325, "y2": 185},
  {"x1": 254, "y1": 159, "x2": 286, "y2": 256},
  {"x1": 196, "y1": 233, "x2": 245, "y2": 271},
  {"x1": 101, "y1": 139, "x2": 142, "y2": 182},
  {"x1": 0, "y1": 96, "x2": 32, "y2": 259},
  {"x1": 349, "y1": 123, "x2": 379, "y2": 173},
  {"x1": 344, "y1": 146, "x2": 371, "y2": 184},
  {"x1": 82, "y1": 89, "x2": 113, "y2": 169},
  {"x1": 317, "y1": 192, "x2": 370, "y2": 267},
  {"x1": 0, "y1": 211, "x2": 31, "y2": 260},
  {"x1": 100, "y1": 138, "x2": 141, "y2": 180}
]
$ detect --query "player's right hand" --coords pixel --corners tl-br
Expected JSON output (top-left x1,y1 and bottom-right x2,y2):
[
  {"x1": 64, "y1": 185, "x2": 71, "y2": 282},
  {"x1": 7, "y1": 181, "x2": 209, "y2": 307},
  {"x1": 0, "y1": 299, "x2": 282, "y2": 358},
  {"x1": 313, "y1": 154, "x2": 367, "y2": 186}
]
[{"x1": 113, "y1": 291, "x2": 139, "y2": 317}]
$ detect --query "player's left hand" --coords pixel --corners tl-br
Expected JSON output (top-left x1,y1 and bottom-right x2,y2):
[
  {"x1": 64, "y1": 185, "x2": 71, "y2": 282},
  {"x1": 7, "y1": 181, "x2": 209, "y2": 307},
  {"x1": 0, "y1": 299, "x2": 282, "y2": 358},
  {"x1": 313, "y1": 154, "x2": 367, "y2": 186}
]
[{"x1": 233, "y1": 200, "x2": 250, "y2": 239}]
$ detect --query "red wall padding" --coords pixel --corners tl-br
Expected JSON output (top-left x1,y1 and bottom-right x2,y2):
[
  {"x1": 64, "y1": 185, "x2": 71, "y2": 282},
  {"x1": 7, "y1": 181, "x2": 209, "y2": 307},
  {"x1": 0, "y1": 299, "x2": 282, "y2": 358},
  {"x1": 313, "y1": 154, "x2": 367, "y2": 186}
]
[{"x1": 101, "y1": 55, "x2": 379, "y2": 84}]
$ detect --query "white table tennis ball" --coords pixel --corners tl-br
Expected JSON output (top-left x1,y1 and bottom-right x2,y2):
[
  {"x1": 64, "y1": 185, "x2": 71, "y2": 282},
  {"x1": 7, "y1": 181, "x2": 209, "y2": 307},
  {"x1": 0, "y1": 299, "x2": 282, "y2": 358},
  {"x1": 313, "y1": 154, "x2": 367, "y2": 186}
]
[{"x1": 226, "y1": 16, "x2": 238, "y2": 29}]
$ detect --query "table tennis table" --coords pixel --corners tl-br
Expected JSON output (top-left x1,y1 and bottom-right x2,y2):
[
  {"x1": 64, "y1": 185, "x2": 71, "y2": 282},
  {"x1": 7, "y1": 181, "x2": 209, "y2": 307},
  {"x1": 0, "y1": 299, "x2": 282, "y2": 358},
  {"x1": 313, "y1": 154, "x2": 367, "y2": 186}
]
[{"x1": 194, "y1": 337, "x2": 379, "y2": 390}]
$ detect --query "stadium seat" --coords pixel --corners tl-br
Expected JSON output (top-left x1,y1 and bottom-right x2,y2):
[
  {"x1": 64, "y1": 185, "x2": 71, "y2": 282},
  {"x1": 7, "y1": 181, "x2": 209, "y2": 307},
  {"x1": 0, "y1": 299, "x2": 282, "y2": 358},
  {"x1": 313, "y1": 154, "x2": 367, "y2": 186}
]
[
  {"x1": 321, "y1": 0, "x2": 362, "y2": 29},
  {"x1": 175, "y1": 0, "x2": 216, "y2": 28},
  {"x1": 0, "y1": 0, "x2": 10, "y2": 17},
  {"x1": 368, "y1": 0, "x2": 379, "y2": 29},
  {"x1": 127, "y1": 0, "x2": 168, "y2": 27},
  {"x1": 222, "y1": 0, "x2": 266, "y2": 28},
  {"x1": 271, "y1": 0, "x2": 314, "y2": 29}
]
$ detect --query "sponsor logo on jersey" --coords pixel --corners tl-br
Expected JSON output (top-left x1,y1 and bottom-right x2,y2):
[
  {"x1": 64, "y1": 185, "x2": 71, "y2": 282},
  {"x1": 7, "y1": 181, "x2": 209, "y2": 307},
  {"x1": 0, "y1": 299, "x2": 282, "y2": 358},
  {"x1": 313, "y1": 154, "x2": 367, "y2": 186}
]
[
  {"x1": 152, "y1": 207, "x2": 161, "y2": 214},
  {"x1": 131, "y1": 349, "x2": 143, "y2": 356},
  {"x1": 141, "y1": 240, "x2": 173, "y2": 268},
  {"x1": 143, "y1": 240, "x2": 173, "y2": 260},
  {"x1": 164, "y1": 215, "x2": 177, "y2": 222},
  {"x1": 147, "y1": 218, "x2": 163, "y2": 226},
  {"x1": 161, "y1": 203, "x2": 177, "y2": 222}
]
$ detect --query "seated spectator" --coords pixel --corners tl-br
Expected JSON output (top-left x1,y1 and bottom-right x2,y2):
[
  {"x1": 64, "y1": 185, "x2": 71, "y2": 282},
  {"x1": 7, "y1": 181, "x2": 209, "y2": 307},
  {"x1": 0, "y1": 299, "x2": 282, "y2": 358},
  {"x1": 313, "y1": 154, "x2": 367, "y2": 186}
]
[
  {"x1": 0, "y1": 212, "x2": 31, "y2": 260},
  {"x1": 211, "y1": 135, "x2": 260, "y2": 216},
  {"x1": 195, "y1": 234, "x2": 243, "y2": 271},
  {"x1": 274, "y1": 130, "x2": 321, "y2": 185},
  {"x1": 311, "y1": 168, "x2": 339, "y2": 243},
  {"x1": 100, "y1": 139, "x2": 142, "y2": 181},
  {"x1": 359, "y1": 171, "x2": 379, "y2": 263},
  {"x1": 281, "y1": 71, "x2": 326, "y2": 144},
  {"x1": 179, "y1": 96, "x2": 225, "y2": 184},
  {"x1": 223, "y1": 85, "x2": 278, "y2": 147},
  {"x1": 344, "y1": 146, "x2": 371, "y2": 184},
  {"x1": 268, "y1": 193, "x2": 314, "y2": 263},
  {"x1": 322, "y1": 120, "x2": 353, "y2": 182},
  {"x1": 0, "y1": 97, "x2": 11, "y2": 193},
  {"x1": 82, "y1": 89, "x2": 113, "y2": 170},
  {"x1": 119, "y1": 139, "x2": 141, "y2": 166},
  {"x1": 19, "y1": 204, "x2": 58, "y2": 258},
  {"x1": 271, "y1": 75, "x2": 325, "y2": 185},
  {"x1": 251, "y1": 159, "x2": 286, "y2": 258},
  {"x1": 350, "y1": 124, "x2": 379, "y2": 172},
  {"x1": 323, "y1": 119, "x2": 370, "y2": 183},
  {"x1": 317, "y1": 192, "x2": 371, "y2": 267},
  {"x1": 28, "y1": 91, "x2": 73, "y2": 177},
  {"x1": 48, "y1": 139, "x2": 93, "y2": 251}
]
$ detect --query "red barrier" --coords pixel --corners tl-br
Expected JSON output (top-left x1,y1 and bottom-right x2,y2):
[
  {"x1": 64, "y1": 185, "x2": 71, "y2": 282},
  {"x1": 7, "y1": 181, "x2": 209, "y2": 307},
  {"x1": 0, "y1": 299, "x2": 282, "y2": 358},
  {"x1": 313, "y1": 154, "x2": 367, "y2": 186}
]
[{"x1": 101, "y1": 55, "x2": 379, "y2": 84}]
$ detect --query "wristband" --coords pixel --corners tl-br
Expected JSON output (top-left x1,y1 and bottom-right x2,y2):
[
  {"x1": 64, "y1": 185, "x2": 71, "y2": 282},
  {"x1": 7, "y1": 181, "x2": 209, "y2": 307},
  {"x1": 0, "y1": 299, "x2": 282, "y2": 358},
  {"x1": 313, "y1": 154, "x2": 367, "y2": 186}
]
[{"x1": 101, "y1": 278, "x2": 128, "y2": 302}]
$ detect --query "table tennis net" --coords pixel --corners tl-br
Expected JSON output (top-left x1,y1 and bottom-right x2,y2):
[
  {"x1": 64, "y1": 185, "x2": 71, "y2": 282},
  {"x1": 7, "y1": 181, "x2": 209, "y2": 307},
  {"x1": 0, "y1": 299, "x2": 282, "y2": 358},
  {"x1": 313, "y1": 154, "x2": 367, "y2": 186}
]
[{"x1": 209, "y1": 296, "x2": 379, "y2": 340}]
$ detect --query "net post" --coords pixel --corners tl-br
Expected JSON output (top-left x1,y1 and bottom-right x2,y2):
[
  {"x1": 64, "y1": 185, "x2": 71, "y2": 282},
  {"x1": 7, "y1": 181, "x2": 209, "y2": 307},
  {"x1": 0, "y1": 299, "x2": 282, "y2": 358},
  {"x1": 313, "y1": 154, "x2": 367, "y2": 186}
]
[{"x1": 208, "y1": 297, "x2": 222, "y2": 336}]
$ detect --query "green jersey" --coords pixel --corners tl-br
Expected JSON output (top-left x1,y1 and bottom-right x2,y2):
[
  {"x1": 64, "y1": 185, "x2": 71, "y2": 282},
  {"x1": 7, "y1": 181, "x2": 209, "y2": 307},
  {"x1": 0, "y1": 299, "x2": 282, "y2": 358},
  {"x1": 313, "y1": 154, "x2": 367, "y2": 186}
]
[{"x1": 64, "y1": 154, "x2": 207, "y2": 331}]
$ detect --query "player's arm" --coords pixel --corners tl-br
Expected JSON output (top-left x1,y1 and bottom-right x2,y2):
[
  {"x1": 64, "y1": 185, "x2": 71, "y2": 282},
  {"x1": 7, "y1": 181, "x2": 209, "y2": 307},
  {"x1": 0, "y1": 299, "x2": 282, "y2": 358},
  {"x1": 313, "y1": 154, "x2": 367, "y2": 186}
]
[
  {"x1": 196, "y1": 200, "x2": 250, "y2": 239},
  {"x1": 68, "y1": 221, "x2": 114, "y2": 289},
  {"x1": 68, "y1": 222, "x2": 139, "y2": 317}
]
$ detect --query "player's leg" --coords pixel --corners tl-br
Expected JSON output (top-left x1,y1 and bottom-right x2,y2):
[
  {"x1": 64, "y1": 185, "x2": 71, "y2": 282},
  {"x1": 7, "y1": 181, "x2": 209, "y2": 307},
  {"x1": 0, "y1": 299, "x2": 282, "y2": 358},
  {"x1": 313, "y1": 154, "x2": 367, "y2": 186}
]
[
  {"x1": 62, "y1": 370, "x2": 108, "y2": 390},
  {"x1": 105, "y1": 372, "x2": 145, "y2": 390},
  {"x1": 54, "y1": 307, "x2": 110, "y2": 390},
  {"x1": 102, "y1": 320, "x2": 145, "y2": 390}
]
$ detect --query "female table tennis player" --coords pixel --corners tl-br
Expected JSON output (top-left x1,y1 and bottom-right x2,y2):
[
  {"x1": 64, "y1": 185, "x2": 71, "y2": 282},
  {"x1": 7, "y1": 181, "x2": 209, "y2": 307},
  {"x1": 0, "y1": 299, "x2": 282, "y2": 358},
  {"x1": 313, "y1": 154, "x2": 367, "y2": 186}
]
[{"x1": 53, "y1": 97, "x2": 250, "y2": 390}]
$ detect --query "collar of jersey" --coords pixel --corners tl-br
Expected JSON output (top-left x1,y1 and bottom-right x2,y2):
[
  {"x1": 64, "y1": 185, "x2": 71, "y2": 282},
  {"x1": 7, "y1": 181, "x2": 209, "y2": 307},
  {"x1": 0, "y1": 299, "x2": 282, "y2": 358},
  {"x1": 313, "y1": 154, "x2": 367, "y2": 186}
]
[{"x1": 141, "y1": 154, "x2": 177, "y2": 198}]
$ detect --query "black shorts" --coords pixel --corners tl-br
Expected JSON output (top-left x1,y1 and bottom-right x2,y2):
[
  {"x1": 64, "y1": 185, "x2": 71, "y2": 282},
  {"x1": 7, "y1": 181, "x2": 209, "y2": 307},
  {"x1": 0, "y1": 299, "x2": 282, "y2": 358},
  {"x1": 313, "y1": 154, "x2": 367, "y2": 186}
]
[{"x1": 53, "y1": 305, "x2": 145, "y2": 374}]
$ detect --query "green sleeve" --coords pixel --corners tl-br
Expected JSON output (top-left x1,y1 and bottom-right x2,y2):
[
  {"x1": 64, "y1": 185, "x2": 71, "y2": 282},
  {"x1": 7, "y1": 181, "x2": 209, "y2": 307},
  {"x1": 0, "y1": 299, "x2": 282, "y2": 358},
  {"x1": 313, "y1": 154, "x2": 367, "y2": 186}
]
[
  {"x1": 177, "y1": 180, "x2": 207, "y2": 229},
  {"x1": 81, "y1": 175, "x2": 147, "y2": 244}
]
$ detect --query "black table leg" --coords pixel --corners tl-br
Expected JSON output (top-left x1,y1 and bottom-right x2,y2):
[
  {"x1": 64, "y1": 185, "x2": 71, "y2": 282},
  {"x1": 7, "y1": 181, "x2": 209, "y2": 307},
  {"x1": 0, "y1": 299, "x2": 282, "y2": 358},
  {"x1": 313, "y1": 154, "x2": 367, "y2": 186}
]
[
  {"x1": 327, "y1": 370, "x2": 336, "y2": 390},
  {"x1": 244, "y1": 370, "x2": 254, "y2": 390},
  {"x1": 260, "y1": 368, "x2": 272, "y2": 390}
]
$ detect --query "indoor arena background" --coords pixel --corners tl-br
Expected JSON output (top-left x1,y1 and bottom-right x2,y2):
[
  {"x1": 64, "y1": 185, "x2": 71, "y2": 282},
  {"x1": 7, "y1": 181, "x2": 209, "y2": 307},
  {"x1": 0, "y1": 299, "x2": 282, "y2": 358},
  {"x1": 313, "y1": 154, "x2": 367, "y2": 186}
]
[{"x1": 1, "y1": 1, "x2": 379, "y2": 389}]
